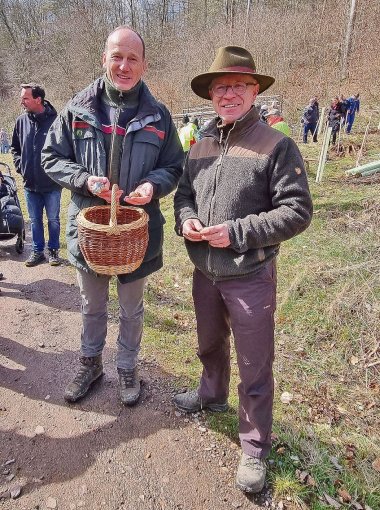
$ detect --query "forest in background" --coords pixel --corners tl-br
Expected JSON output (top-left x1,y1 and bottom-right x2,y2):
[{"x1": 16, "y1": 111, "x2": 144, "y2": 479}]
[{"x1": 0, "y1": 0, "x2": 379, "y2": 129}]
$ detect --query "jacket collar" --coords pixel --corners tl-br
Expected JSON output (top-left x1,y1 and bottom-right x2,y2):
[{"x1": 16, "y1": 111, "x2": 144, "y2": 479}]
[
  {"x1": 28, "y1": 100, "x2": 57, "y2": 123},
  {"x1": 69, "y1": 78, "x2": 161, "y2": 130}
]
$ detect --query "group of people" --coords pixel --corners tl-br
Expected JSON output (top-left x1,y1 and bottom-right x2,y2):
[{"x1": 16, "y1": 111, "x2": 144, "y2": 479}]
[
  {"x1": 326, "y1": 94, "x2": 360, "y2": 144},
  {"x1": 301, "y1": 93, "x2": 360, "y2": 145},
  {"x1": 6, "y1": 26, "x2": 313, "y2": 494}
]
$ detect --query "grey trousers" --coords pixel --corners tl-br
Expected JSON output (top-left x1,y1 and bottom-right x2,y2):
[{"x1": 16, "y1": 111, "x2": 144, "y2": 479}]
[
  {"x1": 192, "y1": 261, "x2": 277, "y2": 459},
  {"x1": 76, "y1": 269, "x2": 146, "y2": 370}
]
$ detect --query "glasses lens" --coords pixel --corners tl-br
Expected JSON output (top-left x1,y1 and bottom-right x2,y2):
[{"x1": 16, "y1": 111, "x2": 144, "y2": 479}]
[
  {"x1": 212, "y1": 83, "x2": 250, "y2": 97},
  {"x1": 233, "y1": 83, "x2": 247, "y2": 95},
  {"x1": 213, "y1": 85, "x2": 227, "y2": 97}
]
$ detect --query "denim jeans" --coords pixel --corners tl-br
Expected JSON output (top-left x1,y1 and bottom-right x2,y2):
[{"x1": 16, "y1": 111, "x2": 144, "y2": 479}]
[
  {"x1": 76, "y1": 269, "x2": 147, "y2": 370},
  {"x1": 24, "y1": 189, "x2": 61, "y2": 252},
  {"x1": 303, "y1": 122, "x2": 317, "y2": 143}
]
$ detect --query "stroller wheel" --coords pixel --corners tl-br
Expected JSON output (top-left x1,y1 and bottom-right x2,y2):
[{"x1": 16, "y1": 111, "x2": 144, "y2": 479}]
[{"x1": 16, "y1": 234, "x2": 24, "y2": 254}]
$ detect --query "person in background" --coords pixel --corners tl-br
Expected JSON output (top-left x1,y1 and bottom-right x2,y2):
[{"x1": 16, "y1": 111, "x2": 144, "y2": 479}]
[
  {"x1": 190, "y1": 116, "x2": 200, "y2": 141},
  {"x1": 0, "y1": 129, "x2": 10, "y2": 154},
  {"x1": 302, "y1": 97, "x2": 319, "y2": 143},
  {"x1": 327, "y1": 97, "x2": 344, "y2": 145},
  {"x1": 173, "y1": 45, "x2": 313, "y2": 494},
  {"x1": 42, "y1": 26, "x2": 183, "y2": 407},
  {"x1": 346, "y1": 93, "x2": 360, "y2": 134},
  {"x1": 339, "y1": 94, "x2": 349, "y2": 125},
  {"x1": 11, "y1": 83, "x2": 61, "y2": 267},
  {"x1": 178, "y1": 115, "x2": 197, "y2": 154},
  {"x1": 259, "y1": 104, "x2": 269, "y2": 122},
  {"x1": 264, "y1": 108, "x2": 291, "y2": 136}
]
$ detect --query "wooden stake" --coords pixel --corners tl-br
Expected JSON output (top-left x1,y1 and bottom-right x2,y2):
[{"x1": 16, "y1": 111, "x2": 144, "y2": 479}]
[
  {"x1": 356, "y1": 114, "x2": 372, "y2": 167},
  {"x1": 316, "y1": 126, "x2": 332, "y2": 183},
  {"x1": 318, "y1": 107, "x2": 326, "y2": 136}
]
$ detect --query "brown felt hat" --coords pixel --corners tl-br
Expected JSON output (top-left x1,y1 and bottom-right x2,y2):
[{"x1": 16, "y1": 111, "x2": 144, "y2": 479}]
[{"x1": 191, "y1": 46, "x2": 275, "y2": 100}]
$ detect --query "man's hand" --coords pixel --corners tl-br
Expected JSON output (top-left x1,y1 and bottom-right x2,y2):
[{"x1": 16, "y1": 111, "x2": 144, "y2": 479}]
[
  {"x1": 124, "y1": 182, "x2": 154, "y2": 205},
  {"x1": 200, "y1": 223, "x2": 230, "y2": 248},
  {"x1": 87, "y1": 176, "x2": 124, "y2": 203},
  {"x1": 183, "y1": 218, "x2": 203, "y2": 241}
]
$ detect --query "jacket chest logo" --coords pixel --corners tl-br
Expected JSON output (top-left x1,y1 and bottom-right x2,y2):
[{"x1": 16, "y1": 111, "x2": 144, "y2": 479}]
[{"x1": 73, "y1": 121, "x2": 92, "y2": 139}]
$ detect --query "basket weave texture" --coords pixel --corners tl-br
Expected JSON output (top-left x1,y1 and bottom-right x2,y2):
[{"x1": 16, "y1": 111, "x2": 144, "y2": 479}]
[{"x1": 77, "y1": 184, "x2": 149, "y2": 275}]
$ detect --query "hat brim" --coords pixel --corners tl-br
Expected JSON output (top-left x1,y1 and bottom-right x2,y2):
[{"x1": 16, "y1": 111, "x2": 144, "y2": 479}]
[{"x1": 191, "y1": 71, "x2": 275, "y2": 100}]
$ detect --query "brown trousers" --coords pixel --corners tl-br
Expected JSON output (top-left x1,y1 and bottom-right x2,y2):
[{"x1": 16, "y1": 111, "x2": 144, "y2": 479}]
[{"x1": 192, "y1": 261, "x2": 277, "y2": 458}]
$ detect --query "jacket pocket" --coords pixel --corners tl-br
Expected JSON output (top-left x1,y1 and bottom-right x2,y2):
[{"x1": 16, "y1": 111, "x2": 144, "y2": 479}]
[{"x1": 131, "y1": 130, "x2": 161, "y2": 173}]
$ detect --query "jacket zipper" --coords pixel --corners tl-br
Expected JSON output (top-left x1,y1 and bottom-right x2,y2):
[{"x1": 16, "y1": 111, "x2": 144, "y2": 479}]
[
  {"x1": 206, "y1": 125, "x2": 234, "y2": 282},
  {"x1": 108, "y1": 101, "x2": 122, "y2": 183}
]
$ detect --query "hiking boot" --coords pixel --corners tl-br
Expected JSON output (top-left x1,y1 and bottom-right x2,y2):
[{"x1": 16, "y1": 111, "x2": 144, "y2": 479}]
[
  {"x1": 25, "y1": 251, "x2": 45, "y2": 267},
  {"x1": 48, "y1": 249, "x2": 60, "y2": 266},
  {"x1": 173, "y1": 389, "x2": 228, "y2": 413},
  {"x1": 118, "y1": 367, "x2": 141, "y2": 406},
  {"x1": 64, "y1": 355, "x2": 103, "y2": 403},
  {"x1": 236, "y1": 453, "x2": 266, "y2": 493}
]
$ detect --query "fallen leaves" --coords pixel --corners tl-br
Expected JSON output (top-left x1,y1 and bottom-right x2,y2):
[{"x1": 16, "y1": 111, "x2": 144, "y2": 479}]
[
  {"x1": 296, "y1": 469, "x2": 316, "y2": 487},
  {"x1": 323, "y1": 492, "x2": 342, "y2": 508},
  {"x1": 372, "y1": 457, "x2": 380, "y2": 472}
]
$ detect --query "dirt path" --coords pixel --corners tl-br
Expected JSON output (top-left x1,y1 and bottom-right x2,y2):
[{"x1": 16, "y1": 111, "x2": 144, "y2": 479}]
[{"x1": 0, "y1": 232, "x2": 267, "y2": 510}]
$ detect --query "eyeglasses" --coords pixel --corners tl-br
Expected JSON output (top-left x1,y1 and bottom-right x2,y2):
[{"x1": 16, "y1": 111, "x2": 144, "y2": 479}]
[{"x1": 210, "y1": 82, "x2": 257, "y2": 98}]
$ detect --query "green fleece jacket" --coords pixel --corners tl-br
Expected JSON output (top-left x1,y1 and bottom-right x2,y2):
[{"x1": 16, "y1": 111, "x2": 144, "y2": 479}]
[{"x1": 174, "y1": 107, "x2": 313, "y2": 281}]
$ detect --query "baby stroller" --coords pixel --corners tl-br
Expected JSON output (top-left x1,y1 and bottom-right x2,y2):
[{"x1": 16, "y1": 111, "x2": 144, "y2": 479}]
[{"x1": 0, "y1": 162, "x2": 25, "y2": 253}]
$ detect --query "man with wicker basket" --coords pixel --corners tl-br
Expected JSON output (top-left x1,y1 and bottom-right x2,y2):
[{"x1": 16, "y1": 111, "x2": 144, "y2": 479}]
[
  {"x1": 174, "y1": 46, "x2": 313, "y2": 494},
  {"x1": 42, "y1": 26, "x2": 183, "y2": 406}
]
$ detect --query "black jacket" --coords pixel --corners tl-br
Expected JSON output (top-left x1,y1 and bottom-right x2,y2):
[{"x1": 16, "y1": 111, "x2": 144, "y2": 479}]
[{"x1": 11, "y1": 101, "x2": 60, "y2": 192}]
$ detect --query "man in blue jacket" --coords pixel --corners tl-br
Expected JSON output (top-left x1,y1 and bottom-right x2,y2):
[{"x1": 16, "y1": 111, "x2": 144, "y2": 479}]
[
  {"x1": 11, "y1": 84, "x2": 61, "y2": 266},
  {"x1": 42, "y1": 26, "x2": 183, "y2": 406}
]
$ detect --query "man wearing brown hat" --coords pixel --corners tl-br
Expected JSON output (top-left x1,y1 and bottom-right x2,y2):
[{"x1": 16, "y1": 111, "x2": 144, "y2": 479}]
[{"x1": 173, "y1": 46, "x2": 313, "y2": 493}]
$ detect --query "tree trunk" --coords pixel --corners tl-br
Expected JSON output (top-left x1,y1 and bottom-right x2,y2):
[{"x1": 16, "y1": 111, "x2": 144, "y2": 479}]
[{"x1": 341, "y1": 0, "x2": 357, "y2": 80}]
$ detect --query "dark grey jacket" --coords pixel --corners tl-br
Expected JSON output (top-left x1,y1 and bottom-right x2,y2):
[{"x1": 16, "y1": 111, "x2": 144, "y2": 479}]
[
  {"x1": 42, "y1": 78, "x2": 183, "y2": 281},
  {"x1": 174, "y1": 107, "x2": 313, "y2": 281}
]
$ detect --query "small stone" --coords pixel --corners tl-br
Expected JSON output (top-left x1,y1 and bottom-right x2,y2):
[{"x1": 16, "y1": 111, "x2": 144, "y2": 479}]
[
  {"x1": 6, "y1": 473, "x2": 15, "y2": 482},
  {"x1": 45, "y1": 395, "x2": 51, "y2": 400},
  {"x1": 3, "y1": 459, "x2": 15, "y2": 466},
  {"x1": 145, "y1": 452, "x2": 151, "y2": 459},
  {"x1": 280, "y1": 392, "x2": 293, "y2": 404},
  {"x1": 198, "y1": 426, "x2": 207, "y2": 433},
  {"x1": 35, "y1": 426, "x2": 45, "y2": 435},
  {"x1": 174, "y1": 411, "x2": 181, "y2": 417},
  {"x1": 38, "y1": 342, "x2": 45, "y2": 348},
  {"x1": 10, "y1": 485, "x2": 22, "y2": 499},
  {"x1": 46, "y1": 496, "x2": 58, "y2": 508},
  {"x1": 139, "y1": 495, "x2": 145, "y2": 501}
]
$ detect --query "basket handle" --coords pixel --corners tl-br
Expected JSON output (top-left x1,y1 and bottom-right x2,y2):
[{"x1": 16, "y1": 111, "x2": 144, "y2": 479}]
[{"x1": 109, "y1": 184, "x2": 119, "y2": 228}]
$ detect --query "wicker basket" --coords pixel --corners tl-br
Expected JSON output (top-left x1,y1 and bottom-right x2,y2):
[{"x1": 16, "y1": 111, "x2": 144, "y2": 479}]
[{"x1": 77, "y1": 184, "x2": 149, "y2": 275}]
